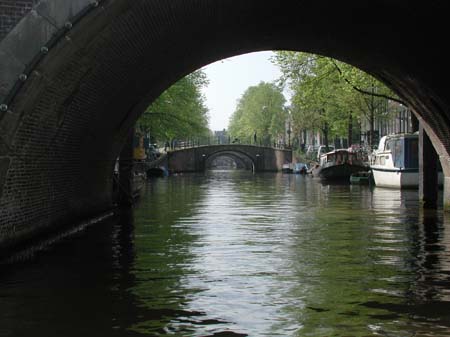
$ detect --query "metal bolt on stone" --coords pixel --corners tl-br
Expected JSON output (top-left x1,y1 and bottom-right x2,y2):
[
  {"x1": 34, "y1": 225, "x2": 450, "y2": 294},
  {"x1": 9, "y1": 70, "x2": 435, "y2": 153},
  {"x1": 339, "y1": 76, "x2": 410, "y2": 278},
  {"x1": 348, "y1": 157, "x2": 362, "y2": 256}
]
[
  {"x1": 40, "y1": 46, "x2": 49, "y2": 54},
  {"x1": 19, "y1": 74, "x2": 27, "y2": 81},
  {"x1": 0, "y1": 104, "x2": 8, "y2": 112}
]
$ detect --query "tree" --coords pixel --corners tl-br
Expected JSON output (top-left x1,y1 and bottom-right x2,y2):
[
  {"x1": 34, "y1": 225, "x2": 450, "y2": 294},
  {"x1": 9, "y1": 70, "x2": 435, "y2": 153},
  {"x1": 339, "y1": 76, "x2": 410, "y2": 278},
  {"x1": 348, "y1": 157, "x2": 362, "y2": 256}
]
[
  {"x1": 136, "y1": 70, "x2": 210, "y2": 142},
  {"x1": 228, "y1": 82, "x2": 287, "y2": 146},
  {"x1": 272, "y1": 51, "x2": 402, "y2": 148}
]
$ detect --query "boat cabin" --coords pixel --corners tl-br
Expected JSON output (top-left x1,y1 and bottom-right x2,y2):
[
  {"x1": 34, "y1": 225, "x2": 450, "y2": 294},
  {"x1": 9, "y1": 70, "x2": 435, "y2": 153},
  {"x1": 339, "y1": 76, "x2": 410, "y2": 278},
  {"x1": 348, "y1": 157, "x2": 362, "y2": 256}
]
[
  {"x1": 372, "y1": 133, "x2": 418, "y2": 169},
  {"x1": 319, "y1": 149, "x2": 360, "y2": 167}
]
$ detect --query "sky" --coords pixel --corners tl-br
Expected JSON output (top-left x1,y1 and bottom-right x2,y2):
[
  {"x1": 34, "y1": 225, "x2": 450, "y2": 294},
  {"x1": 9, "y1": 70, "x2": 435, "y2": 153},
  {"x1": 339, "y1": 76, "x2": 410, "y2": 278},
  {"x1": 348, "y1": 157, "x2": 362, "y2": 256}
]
[{"x1": 201, "y1": 51, "x2": 287, "y2": 132}]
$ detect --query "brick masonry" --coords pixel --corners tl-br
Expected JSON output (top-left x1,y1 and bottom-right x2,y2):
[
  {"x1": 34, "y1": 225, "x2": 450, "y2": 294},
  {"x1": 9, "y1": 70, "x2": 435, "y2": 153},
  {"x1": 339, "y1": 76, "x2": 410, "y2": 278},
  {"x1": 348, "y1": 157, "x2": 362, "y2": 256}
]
[
  {"x1": 0, "y1": 0, "x2": 37, "y2": 41},
  {"x1": 1, "y1": 0, "x2": 450, "y2": 251},
  {"x1": 167, "y1": 145, "x2": 292, "y2": 173}
]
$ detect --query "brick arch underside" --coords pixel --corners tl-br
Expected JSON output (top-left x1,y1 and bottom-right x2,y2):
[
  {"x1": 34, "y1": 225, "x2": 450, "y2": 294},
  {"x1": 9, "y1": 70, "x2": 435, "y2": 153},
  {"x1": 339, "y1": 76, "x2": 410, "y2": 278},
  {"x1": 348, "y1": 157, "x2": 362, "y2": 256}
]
[
  {"x1": 1, "y1": 0, "x2": 450, "y2": 248},
  {"x1": 205, "y1": 151, "x2": 255, "y2": 171}
]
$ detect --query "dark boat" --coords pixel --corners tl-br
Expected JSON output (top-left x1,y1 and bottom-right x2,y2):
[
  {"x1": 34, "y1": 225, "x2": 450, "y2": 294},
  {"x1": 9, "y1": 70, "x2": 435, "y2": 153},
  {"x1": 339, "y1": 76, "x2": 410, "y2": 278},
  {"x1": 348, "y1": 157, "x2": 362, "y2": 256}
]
[{"x1": 312, "y1": 149, "x2": 369, "y2": 181}]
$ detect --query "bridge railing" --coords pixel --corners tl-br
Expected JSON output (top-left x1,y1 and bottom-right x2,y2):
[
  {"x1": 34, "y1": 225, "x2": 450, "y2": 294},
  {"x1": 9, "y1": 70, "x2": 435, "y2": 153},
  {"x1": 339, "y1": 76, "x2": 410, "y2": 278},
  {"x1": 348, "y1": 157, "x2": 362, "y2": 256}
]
[{"x1": 166, "y1": 137, "x2": 292, "y2": 151}]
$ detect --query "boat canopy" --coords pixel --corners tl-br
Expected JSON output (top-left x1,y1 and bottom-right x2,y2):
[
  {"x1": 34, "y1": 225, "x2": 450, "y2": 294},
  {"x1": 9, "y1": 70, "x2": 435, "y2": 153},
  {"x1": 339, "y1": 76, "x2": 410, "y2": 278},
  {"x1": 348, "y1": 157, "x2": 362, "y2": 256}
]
[
  {"x1": 375, "y1": 133, "x2": 419, "y2": 169},
  {"x1": 320, "y1": 149, "x2": 359, "y2": 165}
]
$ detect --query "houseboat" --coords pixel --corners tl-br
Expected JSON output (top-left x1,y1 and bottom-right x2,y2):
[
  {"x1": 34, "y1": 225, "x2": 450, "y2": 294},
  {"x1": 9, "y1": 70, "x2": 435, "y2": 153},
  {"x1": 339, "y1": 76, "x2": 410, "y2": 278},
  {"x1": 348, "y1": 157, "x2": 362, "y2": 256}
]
[
  {"x1": 370, "y1": 132, "x2": 442, "y2": 188},
  {"x1": 312, "y1": 148, "x2": 369, "y2": 181}
]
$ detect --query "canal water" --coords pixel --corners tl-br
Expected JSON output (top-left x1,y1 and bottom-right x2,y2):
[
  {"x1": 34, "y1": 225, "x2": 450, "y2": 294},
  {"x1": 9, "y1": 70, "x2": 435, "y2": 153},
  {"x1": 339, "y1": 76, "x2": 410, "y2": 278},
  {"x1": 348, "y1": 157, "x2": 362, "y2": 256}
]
[{"x1": 1, "y1": 171, "x2": 450, "y2": 336}]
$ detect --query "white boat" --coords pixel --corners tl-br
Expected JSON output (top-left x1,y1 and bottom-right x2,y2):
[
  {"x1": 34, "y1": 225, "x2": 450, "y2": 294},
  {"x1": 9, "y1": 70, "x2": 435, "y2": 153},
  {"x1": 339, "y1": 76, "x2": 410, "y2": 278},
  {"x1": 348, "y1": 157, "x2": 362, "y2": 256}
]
[
  {"x1": 293, "y1": 162, "x2": 308, "y2": 174},
  {"x1": 282, "y1": 163, "x2": 293, "y2": 173},
  {"x1": 370, "y1": 132, "x2": 442, "y2": 188}
]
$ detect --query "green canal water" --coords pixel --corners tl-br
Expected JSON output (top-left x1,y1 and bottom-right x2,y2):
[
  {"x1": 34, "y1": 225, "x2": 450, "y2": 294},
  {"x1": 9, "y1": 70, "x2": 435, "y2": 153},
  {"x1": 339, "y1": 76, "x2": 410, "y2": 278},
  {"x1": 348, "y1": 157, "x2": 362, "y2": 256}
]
[{"x1": 1, "y1": 171, "x2": 450, "y2": 336}]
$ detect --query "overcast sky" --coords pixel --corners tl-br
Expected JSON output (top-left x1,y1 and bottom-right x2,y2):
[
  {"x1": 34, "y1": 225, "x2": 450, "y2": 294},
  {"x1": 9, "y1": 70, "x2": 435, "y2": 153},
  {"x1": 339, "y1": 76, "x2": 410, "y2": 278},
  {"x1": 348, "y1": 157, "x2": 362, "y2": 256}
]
[{"x1": 201, "y1": 51, "x2": 288, "y2": 132}]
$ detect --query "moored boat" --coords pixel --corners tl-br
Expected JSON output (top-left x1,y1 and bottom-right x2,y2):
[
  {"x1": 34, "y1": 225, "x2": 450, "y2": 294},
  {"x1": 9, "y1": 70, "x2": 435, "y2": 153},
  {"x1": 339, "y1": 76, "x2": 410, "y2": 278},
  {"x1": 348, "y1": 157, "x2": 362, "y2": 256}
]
[
  {"x1": 293, "y1": 162, "x2": 308, "y2": 174},
  {"x1": 370, "y1": 132, "x2": 442, "y2": 188},
  {"x1": 313, "y1": 148, "x2": 369, "y2": 181},
  {"x1": 282, "y1": 163, "x2": 293, "y2": 173}
]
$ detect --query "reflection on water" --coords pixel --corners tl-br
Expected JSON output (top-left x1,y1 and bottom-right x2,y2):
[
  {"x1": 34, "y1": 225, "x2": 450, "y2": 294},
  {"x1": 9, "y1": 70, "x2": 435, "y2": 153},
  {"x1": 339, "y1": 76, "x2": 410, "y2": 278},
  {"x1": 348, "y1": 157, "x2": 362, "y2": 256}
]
[{"x1": 1, "y1": 171, "x2": 450, "y2": 336}]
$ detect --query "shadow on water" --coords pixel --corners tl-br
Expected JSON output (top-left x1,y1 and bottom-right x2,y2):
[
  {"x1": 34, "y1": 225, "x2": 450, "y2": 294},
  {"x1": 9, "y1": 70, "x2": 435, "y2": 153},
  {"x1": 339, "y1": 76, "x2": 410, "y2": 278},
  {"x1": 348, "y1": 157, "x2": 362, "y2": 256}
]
[{"x1": 0, "y1": 206, "x2": 241, "y2": 337}]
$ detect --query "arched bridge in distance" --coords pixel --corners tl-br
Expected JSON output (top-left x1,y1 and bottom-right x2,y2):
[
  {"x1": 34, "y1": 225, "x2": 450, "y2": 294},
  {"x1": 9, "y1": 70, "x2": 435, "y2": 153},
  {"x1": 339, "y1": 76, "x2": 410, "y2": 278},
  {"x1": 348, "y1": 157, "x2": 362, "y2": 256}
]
[{"x1": 164, "y1": 145, "x2": 292, "y2": 173}]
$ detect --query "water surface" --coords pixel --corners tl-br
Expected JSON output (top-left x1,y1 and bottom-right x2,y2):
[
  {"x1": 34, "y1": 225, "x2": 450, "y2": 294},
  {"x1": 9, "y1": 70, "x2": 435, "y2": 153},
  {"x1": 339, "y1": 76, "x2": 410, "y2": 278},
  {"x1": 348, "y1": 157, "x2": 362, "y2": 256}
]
[{"x1": 1, "y1": 171, "x2": 450, "y2": 336}]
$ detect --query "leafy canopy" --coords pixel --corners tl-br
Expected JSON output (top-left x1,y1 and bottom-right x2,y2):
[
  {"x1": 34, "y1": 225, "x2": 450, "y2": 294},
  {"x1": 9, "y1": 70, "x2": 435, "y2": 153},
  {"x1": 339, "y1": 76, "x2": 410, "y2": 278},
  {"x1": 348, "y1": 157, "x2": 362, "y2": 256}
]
[
  {"x1": 137, "y1": 70, "x2": 210, "y2": 141},
  {"x1": 272, "y1": 51, "x2": 401, "y2": 141},
  {"x1": 228, "y1": 81, "x2": 287, "y2": 144}
]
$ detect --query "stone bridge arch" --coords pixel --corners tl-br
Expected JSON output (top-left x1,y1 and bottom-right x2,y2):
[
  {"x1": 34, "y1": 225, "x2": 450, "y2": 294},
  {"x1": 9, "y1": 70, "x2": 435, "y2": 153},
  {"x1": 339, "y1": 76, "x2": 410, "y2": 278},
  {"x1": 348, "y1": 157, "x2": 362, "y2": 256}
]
[
  {"x1": 1, "y1": 0, "x2": 450, "y2": 249},
  {"x1": 204, "y1": 150, "x2": 255, "y2": 171},
  {"x1": 167, "y1": 145, "x2": 291, "y2": 173}
]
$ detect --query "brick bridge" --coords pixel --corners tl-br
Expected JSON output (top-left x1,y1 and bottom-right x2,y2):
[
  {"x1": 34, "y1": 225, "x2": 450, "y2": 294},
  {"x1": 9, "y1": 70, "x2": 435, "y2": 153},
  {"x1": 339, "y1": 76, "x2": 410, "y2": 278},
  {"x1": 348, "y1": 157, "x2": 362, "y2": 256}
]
[
  {"x1": 1, "y1": 0, "x2": 450, "y2": 251},
  {"x1": 165, "y1": 145, "x2": 292, "y2": 173}
]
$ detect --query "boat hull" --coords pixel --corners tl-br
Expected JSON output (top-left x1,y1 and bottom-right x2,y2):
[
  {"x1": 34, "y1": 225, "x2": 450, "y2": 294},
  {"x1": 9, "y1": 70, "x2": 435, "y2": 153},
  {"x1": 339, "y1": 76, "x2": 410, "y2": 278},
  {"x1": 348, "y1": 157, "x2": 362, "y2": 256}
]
[
  {"x1": 315, "y1": 163, "x2": 368, "y2": 181},
  {"x1": 371, "y1": 167, "x2": 443, "y2": 188}
]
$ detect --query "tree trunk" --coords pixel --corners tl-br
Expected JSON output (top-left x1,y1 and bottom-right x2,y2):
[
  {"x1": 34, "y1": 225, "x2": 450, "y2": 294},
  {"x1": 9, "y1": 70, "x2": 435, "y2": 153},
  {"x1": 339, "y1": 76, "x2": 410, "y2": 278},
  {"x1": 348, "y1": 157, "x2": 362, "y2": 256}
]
[
  {"x1": 348, "y1": 112, "x2": 353, "y2": 147},
  {"x1": 323, "y1": 122, "x2": 330, "y2": 151}
]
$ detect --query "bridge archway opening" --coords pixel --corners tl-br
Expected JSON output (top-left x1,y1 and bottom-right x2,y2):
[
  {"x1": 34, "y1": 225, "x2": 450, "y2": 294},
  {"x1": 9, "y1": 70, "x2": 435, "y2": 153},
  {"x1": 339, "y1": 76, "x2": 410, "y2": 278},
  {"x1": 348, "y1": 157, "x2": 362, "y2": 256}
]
[
  {"x1": 204, "y1": 152, "x2": 255, "y2": 172},
  {"x1": 1, "y1": 0, "x2": 450, "y2": 247}
]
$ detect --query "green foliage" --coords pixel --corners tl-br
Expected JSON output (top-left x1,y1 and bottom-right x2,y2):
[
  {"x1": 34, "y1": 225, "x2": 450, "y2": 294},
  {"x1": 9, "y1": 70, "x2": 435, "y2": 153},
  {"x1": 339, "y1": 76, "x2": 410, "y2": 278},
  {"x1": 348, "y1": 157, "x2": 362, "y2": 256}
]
[
  {"x1": 272, "y1": 51, "x2": 401, "y2": 144},
  {"x1": 228, "y1": 82, "x2": 287, "y2": 144},
  {"x1": 137, "y1": 70, "x2": 210, "y2": 141}
]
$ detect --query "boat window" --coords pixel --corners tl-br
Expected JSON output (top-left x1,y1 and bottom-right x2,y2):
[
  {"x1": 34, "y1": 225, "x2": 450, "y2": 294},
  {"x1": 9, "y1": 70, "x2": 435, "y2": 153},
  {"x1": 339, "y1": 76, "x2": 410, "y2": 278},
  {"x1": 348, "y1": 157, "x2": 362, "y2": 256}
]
[
  {"x1": 392, "y1": 139, "x2": 404, "y2": 168},
  {"x1": 385, "y1": 140, "x2": 394, "y2": 151},
  {"x1": 380, "y1": 156, "x2": 386, "y2": 165}
]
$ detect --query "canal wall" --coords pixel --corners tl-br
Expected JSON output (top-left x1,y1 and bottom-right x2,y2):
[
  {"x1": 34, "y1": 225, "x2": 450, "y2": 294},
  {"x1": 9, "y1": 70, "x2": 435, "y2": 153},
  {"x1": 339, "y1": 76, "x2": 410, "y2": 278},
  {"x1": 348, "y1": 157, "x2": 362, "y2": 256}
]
[{"x1": 0, "y1": 0, "x2": 113, "y2": 251}]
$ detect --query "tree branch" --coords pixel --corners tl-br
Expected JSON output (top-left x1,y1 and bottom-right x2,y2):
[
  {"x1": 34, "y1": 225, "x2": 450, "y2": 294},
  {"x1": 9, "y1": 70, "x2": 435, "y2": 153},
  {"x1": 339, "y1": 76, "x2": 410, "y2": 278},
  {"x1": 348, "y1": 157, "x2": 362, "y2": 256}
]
[{"x1": 330, "y1": 59, "x2": 407, "y2": 106}]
